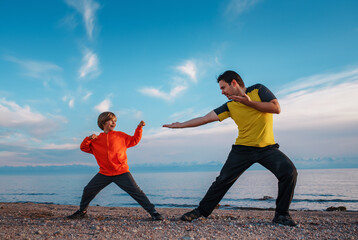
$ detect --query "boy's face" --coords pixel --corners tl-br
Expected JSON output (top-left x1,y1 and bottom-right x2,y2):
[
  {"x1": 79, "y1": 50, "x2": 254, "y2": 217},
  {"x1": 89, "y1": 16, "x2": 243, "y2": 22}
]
[{"x1": 103, "y1": 117, "x2": 117, "y2": 133}]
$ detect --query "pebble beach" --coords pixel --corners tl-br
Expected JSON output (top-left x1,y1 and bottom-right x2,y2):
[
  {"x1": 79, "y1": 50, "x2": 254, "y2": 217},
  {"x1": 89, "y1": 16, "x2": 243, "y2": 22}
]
[{"x1": 0, "y1": 202, "x2": 357, "y2": 239}]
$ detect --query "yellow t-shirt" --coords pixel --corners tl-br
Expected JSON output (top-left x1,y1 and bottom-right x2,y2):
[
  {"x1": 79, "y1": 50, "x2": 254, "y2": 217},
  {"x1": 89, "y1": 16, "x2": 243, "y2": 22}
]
[{"x1": 214, "y1": 84, "x2": 276, "y2": 147}]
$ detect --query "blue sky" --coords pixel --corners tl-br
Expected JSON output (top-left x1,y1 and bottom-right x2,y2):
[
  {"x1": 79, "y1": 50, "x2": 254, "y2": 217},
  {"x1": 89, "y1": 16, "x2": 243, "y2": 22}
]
[{"x1": 0, "y1": 0, "x2": 358, "y2": 169}]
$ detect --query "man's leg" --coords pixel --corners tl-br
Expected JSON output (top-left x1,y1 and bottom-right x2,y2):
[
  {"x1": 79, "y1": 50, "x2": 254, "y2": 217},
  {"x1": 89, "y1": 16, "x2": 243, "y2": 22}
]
[
  {"x1": 79, "y1": 173, "x2": 112, "y2": 211},
  {"x1": 197, "y1": 146, "x2": 255, "y2": 217},
  {"x1": 113, "y1": 172, "x2": 159, "y2": 218},
  {"x1": 257, "y1": 144, "x2": 298, "y2": 225}
]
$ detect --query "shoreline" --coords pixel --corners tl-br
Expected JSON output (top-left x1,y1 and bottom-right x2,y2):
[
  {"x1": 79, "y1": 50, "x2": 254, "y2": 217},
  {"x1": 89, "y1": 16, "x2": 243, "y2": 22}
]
[
  {"x1": 1, "y1": 202, "x2": 357, "y2": 239},
  {"x1": 2, "y1": 200, "x2": 357, "y2": 213}
]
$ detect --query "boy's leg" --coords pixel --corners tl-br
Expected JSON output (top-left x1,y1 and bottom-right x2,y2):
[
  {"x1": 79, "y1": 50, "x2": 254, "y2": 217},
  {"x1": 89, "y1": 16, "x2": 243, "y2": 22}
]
[
  {"x1": 257, "y1": 144, "x2": 298, "y2": 216},
  {"x1": 197, "y1": 145, "x2": 254, "y2": 217},
  {"x1": 80, "y1": 173, "x2": 112, "y2": 211},
  {"x1": 113, "y1": 172, "x2": 156, "y2": 214}
]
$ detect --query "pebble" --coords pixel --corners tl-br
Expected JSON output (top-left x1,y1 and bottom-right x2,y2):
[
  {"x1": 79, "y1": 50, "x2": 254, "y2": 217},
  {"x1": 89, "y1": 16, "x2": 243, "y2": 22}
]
[{"x1": 1, "y1": 203, "x2": 358, "y2": 239}]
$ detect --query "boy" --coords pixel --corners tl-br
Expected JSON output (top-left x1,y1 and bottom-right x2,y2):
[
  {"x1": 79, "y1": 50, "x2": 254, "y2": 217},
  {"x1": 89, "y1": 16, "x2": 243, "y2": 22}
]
[{"x1": 67, "y1": 111, "x2": 163, "y2": 221}]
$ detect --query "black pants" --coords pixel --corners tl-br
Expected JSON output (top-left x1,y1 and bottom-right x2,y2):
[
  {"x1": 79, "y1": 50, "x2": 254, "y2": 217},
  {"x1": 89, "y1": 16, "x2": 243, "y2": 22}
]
[
  {"x1": 79, "y1": 172, "x2": 156, "y2": 214},
  {"x1": 198, "y1": 144, "x2": 297, "y2": 217}
]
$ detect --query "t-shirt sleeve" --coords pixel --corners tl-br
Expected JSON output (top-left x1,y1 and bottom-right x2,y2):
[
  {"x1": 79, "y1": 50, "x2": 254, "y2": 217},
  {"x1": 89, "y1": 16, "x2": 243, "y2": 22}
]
[
  {"x1": 213, "y1": 102, "x2": 230, "y2": 121},
  {"x1": 258, "y1": 84, "x2": 277, "y2": 102}
]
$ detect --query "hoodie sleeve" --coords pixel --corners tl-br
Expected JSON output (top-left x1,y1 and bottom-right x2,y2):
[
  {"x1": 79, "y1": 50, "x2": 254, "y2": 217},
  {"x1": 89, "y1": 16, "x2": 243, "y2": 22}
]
[
  {"x1": 80, "y1": 137, "x2": 94, "y2": 154},
  {"x1": 125, "y1": 126, "x2": 143, "y2": 148}
]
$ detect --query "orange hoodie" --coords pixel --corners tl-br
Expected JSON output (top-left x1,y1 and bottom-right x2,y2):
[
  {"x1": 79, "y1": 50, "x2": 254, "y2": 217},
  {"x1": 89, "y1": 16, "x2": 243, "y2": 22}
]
[{"x1": 80, "y1": 127, "x2": 142, "y2": 176}]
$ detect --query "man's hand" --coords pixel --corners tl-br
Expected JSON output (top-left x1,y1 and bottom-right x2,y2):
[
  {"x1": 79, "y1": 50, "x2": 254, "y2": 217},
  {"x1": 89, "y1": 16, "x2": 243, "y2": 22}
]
[
  {"x1": 163, "y1": 122, "x2": 182, "y2": 128},
  {"x1": 89, "y1": 134, "x2": 97, "y2": 140},
  {"x1": 228, "y1": 94, "x2": 251, "y2": 105},
  {"x1": 138, "y1": 120, "x2": 146, "y2": 128},
  {"x1": 229, "y1": 95, "x2": 281, "y2": 114}
]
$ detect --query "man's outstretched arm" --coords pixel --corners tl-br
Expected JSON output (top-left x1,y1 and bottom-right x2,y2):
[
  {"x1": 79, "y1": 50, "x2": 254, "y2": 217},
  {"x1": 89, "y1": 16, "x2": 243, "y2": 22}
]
[{"x1": 163, "y1": 111, "x2": 219, "y2": 128}]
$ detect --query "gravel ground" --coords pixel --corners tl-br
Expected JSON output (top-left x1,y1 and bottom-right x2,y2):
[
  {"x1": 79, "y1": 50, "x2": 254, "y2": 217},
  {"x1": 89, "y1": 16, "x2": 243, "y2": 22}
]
[{"x1": 0, "y1": 202, "x2": 357, "y2": 239}]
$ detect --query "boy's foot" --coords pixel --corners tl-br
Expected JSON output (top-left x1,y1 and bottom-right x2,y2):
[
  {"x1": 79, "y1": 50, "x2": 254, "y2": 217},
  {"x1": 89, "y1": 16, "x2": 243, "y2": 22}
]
[
  {"x1": 181, "y1": 208, "x2": 202, "y2": 222},
  {"x1": 272, "y1": 214, "x2": 297, "y2": 226},
  {"x1": 151, "y1": 212, "x2": 163, "y2": 221},
  {"x1": 67, "y1": 210, "x2": 88, "y2": 219}
]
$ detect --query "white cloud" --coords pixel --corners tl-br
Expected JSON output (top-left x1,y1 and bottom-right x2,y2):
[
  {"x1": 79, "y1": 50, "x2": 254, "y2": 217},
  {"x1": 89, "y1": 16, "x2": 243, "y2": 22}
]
[
  {"x1": 4, "y1": 56, "x2": 63, "y2": 87},
  {"x1": 226, "y1": 0, "x2": 263, "y2": 16},
  {"x1": 82, "y1": 91, "x2": 92, "y2": 101},
  {"x1": 64, "y1": 0, "x2": 100, "y2": 40},
  {"x1": 68, "y1": 98, "x2": 75, "y2": 108},
  {"x1": 139, "y1": 59, "x2": 199, "y2": 101},
  {"x1": 176, "y1": 60, "x2": 197, "y2": 83},
  {"x1": 139, "y1": 85, "x2": 187, "y2": 101},
  {"x1": 62, "y1": 95, "x2": 75, "y2": 108},
  {"x1": 94, "y1": 98, "x2": 111, "y2": 112},
  {"x1": 41, "y1": 143, "x2": 78, "y2": 150},
  {"x1": 276, "y1": 67, "x2": 358, "y2": 130},
  {"x1": 79, "y1": 49, "x2": 100, "y2": 79},
  {"x1": 278, "y1": 67, "x2": 358, "y2": 96},
  {"x1": 0, "y1": 98, "x2": 66, "y2": 138}
]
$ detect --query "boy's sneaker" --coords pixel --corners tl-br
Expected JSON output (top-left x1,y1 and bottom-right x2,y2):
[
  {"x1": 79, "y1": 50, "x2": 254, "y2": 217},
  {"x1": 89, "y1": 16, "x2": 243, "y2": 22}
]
[
  {"x1": 181, "y1": 208, "x2": 202, "y2": 222},
  {"x1": 272, "y1": 214, "x2": 297, "y2": 226},
  {"x1": 151, "y1": 211, "x2": 163, "y2": 221},
  {"x1": 67, "y1": 210, "x2": 88, "y2": 219}
]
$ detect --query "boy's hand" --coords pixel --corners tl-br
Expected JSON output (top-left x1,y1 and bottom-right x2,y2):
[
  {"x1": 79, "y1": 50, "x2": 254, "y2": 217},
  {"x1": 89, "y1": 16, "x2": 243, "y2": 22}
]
[
  {"x1": 138, "y1": 120, "x2": 146, "y2": 128},
  {"x1": 89, "y1": 134, "x2": 97, "y2": 140}
]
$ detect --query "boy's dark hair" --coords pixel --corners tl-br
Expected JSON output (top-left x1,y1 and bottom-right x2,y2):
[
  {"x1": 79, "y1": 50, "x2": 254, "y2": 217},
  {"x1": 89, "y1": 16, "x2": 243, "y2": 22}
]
[
  {"x1": 97, "y1": 112, "x2": 116, "y2": 130},
  {"x1": 217, "y1": 70, "x2": 245, "y2": 87}
]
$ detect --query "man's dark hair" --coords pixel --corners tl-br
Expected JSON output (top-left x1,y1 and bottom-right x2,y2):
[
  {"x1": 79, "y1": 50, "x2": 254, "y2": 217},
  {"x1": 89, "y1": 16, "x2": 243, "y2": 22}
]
[{"x1": 217, "y1": 70, "x2": 245, "y2": 87}]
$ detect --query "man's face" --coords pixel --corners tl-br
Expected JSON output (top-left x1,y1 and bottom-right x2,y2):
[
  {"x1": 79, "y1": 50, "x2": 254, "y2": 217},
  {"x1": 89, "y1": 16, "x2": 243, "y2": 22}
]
[
  {"x1": 103, "y1": 117, "x2": 117, "y2": 132},
  {"x1": 219, "y1": 80, "x2": 237, "y2": 99}
]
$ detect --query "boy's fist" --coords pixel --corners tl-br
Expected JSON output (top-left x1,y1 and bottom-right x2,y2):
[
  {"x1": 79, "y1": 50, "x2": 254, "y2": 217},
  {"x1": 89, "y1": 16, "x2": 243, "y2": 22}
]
[
  {"x1": 138, "y1": 120, "x2": 146, "y2": 127},
  {"x1": 89, "y1": 134, "x2": 97, "y2": 140}
]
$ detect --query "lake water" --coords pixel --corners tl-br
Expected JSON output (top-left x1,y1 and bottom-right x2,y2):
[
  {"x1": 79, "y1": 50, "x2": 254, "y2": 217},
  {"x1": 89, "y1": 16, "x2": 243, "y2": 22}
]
[{"x1": 0, "y1": 168, "x2": 357, "y2": 211}]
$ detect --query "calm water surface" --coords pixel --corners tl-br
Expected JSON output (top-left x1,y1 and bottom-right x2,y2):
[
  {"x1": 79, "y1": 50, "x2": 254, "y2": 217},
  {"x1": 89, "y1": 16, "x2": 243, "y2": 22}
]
[{"x1": 0, "y1": 169, "x2": 357, "y2": 211}]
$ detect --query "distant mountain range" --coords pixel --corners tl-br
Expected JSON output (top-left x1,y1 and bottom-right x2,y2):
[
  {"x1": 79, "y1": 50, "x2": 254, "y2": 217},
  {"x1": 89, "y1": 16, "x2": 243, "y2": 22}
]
[{"x1": 0, "y1": 157, "x2": 357, "y2": 175}]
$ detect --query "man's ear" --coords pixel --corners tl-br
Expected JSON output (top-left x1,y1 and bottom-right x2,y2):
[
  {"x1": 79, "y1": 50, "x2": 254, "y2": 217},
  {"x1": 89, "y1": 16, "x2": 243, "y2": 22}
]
[{"x1": 231, "y1": 79, "x2": 238, "y2": 87}]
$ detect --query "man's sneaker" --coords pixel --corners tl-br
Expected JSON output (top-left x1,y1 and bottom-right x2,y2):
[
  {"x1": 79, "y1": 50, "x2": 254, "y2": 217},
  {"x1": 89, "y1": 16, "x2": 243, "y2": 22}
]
[
  {"x1": 181, "y1": 208, "x2": 202, "y2": 222},
  {"x1": 67, "y1": 210, "x2": 88, "y2": 219},
  {"x1": 272, "y1": 214, "x2": 297, "y2": 226},
  {"x1": 151, "y1": 211, "x2": 164, "y2": 221}
]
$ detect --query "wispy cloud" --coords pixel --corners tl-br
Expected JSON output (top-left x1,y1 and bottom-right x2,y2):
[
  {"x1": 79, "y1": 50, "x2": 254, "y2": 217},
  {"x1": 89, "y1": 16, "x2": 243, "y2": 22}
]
[
  {"x1": 139, "y1": 85, "x2": 187, "y2": 101},
  {"x1": 64, "y1": 0, "x2": 100, "y2": 40},
  {"x1": 276, "y1": 68, "x2": 358, "y2": 130},
  {"x1": 4, "y1": 56, "x2": 64, "y2": 87},
  {"x1": 226, "y1": 0, "x2": 263, "y2": 16},
  {"x1": 278, "y1": 67, "x2": 358, "y2": 96},
  {"x1": 62, "y1": 95, "x2": 75, "y2": 108},
  {"x1": 139, "y1": 60, "x2": 199, "y2": 101},
  {"x1": 0, "y1": 98, "x2": 66, "y2": 138},
  {"x1": 176, "y1": 60, "x2": 197, "y2": 83},
  {"x1": 82, "y1": 91, "x2": 92, "y2": 101},
  {"x1": 94, "y1": 98, "x2": 111, "y2": 112},
  {"x1": 41, "y1": 143, "x2": 79, "y2": 150},
  {"x1": 78, "y1": 49, "x2": 100, "y2": 79},
  {"x1": 118, "y1": 109, "x2": 143, "y2": 120}
]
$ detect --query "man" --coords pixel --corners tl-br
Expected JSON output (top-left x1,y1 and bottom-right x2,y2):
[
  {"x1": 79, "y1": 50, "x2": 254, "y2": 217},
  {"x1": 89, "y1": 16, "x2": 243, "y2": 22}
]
[{"x1": 163, "y1": 70, "x2": 298, "y2": 226}]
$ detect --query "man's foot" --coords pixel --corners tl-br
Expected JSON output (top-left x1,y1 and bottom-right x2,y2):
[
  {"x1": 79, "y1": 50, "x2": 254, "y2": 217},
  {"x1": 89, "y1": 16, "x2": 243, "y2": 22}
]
[
  {"x1": 272, "y1": 214, "x2": 297, "y2": 226},
  {"x1": 67, "y1": 210, "x2": 88, "y2": 219},
  {"x1": 181, "y1": 208, "x2": 202, "y2": 222},
  {"x1": 151, "y1": 211, "x2": 163, "y2": 221}
]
